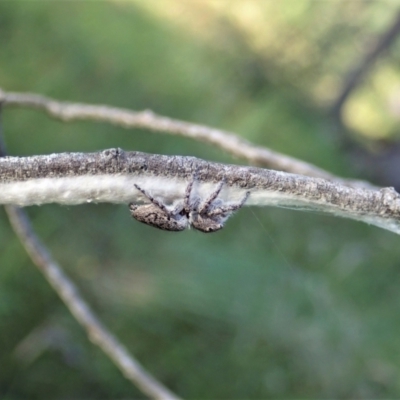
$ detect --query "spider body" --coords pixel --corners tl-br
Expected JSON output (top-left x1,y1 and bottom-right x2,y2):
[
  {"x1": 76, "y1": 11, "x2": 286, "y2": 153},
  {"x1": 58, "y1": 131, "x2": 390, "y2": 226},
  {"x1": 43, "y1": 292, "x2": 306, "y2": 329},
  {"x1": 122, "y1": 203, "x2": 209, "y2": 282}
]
[{"x1": 129, "y1": 176, "x2": 250, "y2": 233}]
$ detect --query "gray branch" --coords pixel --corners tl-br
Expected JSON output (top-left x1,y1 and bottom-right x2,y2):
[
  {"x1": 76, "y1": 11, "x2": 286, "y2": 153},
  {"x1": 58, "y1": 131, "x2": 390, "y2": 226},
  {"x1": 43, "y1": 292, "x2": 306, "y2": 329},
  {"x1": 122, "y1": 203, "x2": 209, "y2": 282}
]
[
  {"x1": 0, "y1": 88, "x2": 375, "y2": 189},
  {"x1": 1, "y1": 96, "x2": 180, "y2": 398},
  {"x1": 1, "y1": 148, "x2": 399, "y2": 234},
  {"x1": 331, "y1": 11, "x2": 400, "y2": 117},
  {"x1": 5, "y1": 205, "x2": 180, "y2": 400}
]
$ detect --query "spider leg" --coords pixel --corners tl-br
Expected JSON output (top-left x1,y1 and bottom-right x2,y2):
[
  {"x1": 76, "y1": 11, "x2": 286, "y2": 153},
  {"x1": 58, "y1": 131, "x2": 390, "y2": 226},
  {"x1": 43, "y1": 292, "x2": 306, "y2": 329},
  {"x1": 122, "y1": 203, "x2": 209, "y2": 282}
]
[
  {"x1": 183, "y1": 175, "x2": 195, "y2": 211},
  {"x1": 134, "y1": 184, "x2": 174, "y2": 216},
  {"x1": 198, "y1": 180, "x2": 224, "y2": 214},
  {"x1": 208, "y1": 191, "x2": 250, "y2": 216},
  {"x1": 183, "y1": 167, "x2": 204, "y2": 213}
]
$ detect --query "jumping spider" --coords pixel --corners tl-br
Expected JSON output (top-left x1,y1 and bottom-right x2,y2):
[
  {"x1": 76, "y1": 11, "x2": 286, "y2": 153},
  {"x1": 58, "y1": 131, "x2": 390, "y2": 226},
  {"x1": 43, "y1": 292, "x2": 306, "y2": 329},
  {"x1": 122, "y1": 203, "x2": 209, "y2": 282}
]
[{"x1": 129, "y1": 176, "x2": 250, "y2": 233}]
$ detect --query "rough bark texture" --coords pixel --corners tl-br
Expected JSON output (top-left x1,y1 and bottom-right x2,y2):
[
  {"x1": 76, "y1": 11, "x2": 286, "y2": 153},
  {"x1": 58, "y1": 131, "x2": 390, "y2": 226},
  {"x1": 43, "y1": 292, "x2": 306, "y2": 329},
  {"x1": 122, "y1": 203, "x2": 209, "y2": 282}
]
[{"x1": 1, "y1": 149, "x2": 400, "y2": 234}]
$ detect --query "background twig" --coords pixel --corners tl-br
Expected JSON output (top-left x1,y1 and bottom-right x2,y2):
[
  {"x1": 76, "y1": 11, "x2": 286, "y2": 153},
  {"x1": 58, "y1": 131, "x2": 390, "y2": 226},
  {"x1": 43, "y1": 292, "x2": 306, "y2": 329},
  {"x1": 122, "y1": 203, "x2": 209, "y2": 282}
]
[
  {"x1": 0, "y1": 88, "x2": 375, "y2": 190},
  {"x1": 4, "y1": 207, "x2": 180, "y2": 400},
  {"x1": 0, "y1": 104, "x2": 180, "y2": 400},
  {"x1": 331, "y1": 11, "x2": 400, "y2": 118}
]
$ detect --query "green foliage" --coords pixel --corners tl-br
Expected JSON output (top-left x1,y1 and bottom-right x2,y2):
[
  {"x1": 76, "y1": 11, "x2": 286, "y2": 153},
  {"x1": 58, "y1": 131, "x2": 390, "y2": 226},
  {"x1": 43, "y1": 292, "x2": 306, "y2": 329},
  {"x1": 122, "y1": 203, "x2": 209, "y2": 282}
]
[{"x1": 1, "y1": 2, "x2": 400, "y2": 398}]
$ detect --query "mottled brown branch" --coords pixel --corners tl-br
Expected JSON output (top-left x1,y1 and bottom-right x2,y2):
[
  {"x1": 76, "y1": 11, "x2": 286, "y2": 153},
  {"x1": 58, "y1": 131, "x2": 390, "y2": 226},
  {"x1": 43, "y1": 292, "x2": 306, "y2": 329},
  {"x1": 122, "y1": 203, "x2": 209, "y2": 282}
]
[
  {"x1": 1, "y1": 149, "x2": 399, "y2": 235},
  {"x1": 0, "y1": 88, "x2": 375, "y2": 190}
]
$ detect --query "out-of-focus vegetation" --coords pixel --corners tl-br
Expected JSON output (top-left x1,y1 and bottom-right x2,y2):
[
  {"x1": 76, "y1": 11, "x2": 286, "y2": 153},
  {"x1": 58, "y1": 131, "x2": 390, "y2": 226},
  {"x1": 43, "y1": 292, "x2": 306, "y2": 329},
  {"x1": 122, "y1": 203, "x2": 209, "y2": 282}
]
[{"x1": 1, "y1": 1, "x2": 400, "y2": 398}]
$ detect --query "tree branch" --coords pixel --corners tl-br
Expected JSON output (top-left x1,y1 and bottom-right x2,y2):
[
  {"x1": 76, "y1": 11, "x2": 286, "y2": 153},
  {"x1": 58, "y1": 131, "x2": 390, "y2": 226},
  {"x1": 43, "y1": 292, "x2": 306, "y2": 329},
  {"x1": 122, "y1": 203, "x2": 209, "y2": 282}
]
[
  {"x1": 4, "y1": 206, "x2": 180, "y2": 400},
  {"x1": 0, "y1": 99, "x2": 180, "y2": 399},
  {"x1": 1, "y1": 87, "x2": 399, "y2": 398},
  {"x1": 1, "y1": 148, "x2": 399, "y2": 234},
  {"x1": 0, "y1": 88, "x2": 375, "y2": 189},
  {"x1": 331, "y1": 11, "x2": 400, "y2": 117}
]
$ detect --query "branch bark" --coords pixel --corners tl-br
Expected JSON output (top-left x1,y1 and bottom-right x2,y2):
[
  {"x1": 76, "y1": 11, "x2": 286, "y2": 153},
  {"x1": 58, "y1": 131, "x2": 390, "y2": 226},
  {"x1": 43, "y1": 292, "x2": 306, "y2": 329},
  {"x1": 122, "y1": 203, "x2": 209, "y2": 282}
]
[{"x1": 1, "y1": 148, "x2": 399, "y2": 234}]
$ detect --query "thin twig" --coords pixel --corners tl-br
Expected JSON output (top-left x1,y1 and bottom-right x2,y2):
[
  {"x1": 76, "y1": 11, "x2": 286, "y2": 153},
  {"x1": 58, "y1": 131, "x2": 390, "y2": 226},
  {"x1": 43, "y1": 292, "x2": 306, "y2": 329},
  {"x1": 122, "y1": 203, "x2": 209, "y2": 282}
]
[
  {"x1": 1, "y1": 149, "x2": 399, "y2": 235},
  {"x1": 0, "y1": 106, "x2": 180, "y2": 399},
  {"x1": 4, "y1": 207, "x2": 180, "y2": 400},
  {"x1": 331, "y1": 11, "x2": 400, "y2": 117},
  {"x1": 0, "y1": 88, "x2": 375, "y2": 189}
]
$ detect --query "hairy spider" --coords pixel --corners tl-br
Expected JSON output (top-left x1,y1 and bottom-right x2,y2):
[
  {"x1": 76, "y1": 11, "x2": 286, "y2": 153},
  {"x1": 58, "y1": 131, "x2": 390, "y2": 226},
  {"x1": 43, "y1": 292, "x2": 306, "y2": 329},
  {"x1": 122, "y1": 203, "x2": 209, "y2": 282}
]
[{"x1": 129, "y1": 176, "x2": 250, "y2": 233}]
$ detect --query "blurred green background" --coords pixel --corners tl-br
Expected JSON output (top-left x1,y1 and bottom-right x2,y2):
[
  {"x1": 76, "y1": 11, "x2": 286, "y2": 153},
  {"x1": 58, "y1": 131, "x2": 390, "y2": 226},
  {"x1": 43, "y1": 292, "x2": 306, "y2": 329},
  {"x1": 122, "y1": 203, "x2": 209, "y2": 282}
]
[{"x1": 2, "y1": 1, "x2": 400, "y2": 398}]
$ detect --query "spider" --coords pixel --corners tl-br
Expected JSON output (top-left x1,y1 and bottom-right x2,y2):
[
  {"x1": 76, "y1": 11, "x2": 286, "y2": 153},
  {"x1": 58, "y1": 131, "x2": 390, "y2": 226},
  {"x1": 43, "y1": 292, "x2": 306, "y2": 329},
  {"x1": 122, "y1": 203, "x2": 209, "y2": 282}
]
[{"x1": 129, "y1": 175, "x2": 250, "y2": 233}]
